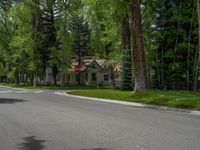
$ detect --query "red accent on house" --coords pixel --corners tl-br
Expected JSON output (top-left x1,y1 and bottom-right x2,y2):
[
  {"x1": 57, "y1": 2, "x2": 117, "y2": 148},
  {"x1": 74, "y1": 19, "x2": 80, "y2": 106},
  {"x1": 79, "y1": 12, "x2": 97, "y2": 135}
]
[{"x1": 74, "y1": 65, "x2": 81, "y2": 72}]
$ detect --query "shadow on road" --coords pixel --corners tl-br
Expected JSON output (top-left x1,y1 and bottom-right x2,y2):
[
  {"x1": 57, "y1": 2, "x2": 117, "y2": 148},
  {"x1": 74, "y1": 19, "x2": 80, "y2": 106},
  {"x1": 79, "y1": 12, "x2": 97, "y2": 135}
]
[
  {"x1": 80, "y1": 148, "x2": 111, "y2": 150},
  {"x1": 0, "y1": 98, "x2": 26, "y2": 104},
  {"x1": 17, "y1": 136, "x2": 46, "y2": 150}
]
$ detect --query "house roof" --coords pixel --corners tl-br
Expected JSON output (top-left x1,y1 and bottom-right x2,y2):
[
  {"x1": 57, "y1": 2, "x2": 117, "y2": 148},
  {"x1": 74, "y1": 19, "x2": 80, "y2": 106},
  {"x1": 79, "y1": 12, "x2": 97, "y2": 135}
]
[
  {"x1": 70, "y1": 56, "x2": 106, "y2": 72},
  {"x1": 95, "y1": 59, "x2": 105, "y2": 66}
]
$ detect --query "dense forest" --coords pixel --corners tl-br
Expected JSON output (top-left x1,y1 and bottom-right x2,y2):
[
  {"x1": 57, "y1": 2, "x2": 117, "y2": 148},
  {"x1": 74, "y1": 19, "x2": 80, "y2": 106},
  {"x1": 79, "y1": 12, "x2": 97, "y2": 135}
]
[{"x1": 0, "y1": 0, "x2": 200, "y2": 92}]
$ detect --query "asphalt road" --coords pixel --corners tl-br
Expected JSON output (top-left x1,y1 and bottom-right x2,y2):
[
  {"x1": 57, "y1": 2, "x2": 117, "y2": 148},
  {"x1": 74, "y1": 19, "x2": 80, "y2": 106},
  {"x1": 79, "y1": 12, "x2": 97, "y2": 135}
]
[{"x1": 0, "y1": 86, "x2": 200, "y2": 150}]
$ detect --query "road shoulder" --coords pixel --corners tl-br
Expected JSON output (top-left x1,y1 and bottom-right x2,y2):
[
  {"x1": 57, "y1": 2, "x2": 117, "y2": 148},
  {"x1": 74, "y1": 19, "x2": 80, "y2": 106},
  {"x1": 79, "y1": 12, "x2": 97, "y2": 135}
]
[{"x1": 63, "y1": 91, "x2": 200, "y2": 116}]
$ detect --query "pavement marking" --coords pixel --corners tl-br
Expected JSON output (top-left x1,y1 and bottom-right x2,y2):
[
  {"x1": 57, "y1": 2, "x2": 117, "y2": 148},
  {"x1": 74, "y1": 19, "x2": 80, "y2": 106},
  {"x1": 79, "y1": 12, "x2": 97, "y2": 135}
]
[
  {"x1": 0, "y1": 87, "x2": 46, "y2": 94},
  {"x1": 34, "y1": 91, "x2": 44, "y2": 94},
  {"x1": 15, "y1": 91, "x2": 29, "y2": 93},
  {"x1": 54, "y1": 91, "x2": 64, "y2": 96},
  {"x1": 0, "y1": 91, "x2": 12, "y2": 94},
  {"x1": 12, "y1": 88, "x2": 31, "y2": 91}
]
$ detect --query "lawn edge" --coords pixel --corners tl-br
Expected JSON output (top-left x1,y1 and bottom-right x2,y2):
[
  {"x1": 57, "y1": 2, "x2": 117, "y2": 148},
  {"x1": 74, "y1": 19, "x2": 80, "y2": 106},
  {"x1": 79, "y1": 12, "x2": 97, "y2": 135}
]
[{"x1": 65, "y1": 91, "x2": 200, "y2": 116}]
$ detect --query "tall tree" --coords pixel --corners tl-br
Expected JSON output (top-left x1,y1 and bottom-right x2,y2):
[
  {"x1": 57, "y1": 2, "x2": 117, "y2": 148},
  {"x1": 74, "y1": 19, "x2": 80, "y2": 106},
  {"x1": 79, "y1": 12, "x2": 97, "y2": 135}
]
[
  {"x1": 153, "y1": 0, "x2": 198, "y2": 90},
  {"x1": 130, "y1": 0, "x2": 147, "y2": 92},
  {"x1": 70, "y1": 15, "x2": 91, "y2": 85},
  {"x1": 198, "y1": 0, "x2": 200, "y2": 53},
  {"x1": 42, "y1": 0, "x2": 58, "y2": 85},
  {"x1": 55, "y1": 0, "x2": 72, "y2": 87},
  {"x1": 195, "y1": 0, "x2": 200, "y2": 90},
  {"x1": 120, "y1": 13, "x2": 133, "y2": 90},
  {"x1": 29, "y1": 0, "x2": 43, "y2": 87}
]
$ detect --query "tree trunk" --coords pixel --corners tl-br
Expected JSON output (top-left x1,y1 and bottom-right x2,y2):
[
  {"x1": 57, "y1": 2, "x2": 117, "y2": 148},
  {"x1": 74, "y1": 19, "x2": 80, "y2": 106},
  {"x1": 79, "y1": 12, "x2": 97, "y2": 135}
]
[
  {"x1": 121, "y1": 14, "x2": 131, "y2": 67},
  {"x1": 60, "y1": 72, "x2": 65, "y2": 87},
  {"x1": 187, "y1": 0, "x2": 195, "y2": 90},
  {"x1": 33, "y1": 71, "x2": 38, "y2": 87},
  {"x1": 52, "y1": 65, "x2": 58, "y2": 86},
  {"x1": 197, "y1": 0, "x2": 200, "y2": 55},
  {"x1": 31, "y1": 0, "x2": 40, "y2": 87},
  {"x1": 130, "y1": 2, "x2": 147, "y2": 92},
  {"x1": 110, "y1": 66, "x2": 115, "y2": 89},
  {"x1": 15, "y1": 71, "x2": 19, "y2": 85}
]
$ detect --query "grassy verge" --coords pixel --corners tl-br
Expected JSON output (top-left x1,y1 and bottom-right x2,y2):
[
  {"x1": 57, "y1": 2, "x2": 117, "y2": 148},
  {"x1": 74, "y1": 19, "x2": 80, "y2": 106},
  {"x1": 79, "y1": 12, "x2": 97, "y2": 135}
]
[
  {"x1": 68, "y1": 89, "x2": 200, "y2": 110},
  {"x1": 0, "y1": 83, "x2": 110, "y2": 90}
]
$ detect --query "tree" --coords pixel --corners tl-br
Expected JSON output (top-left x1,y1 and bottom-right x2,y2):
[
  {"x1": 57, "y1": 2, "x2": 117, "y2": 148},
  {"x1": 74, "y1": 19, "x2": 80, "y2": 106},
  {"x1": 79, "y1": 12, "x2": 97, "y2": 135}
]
[
  {"x1": 70, "y1": 15, "x2": 91, "y2": 85},
  {"x1": 29, "y1": 0, "x2": 43, "y2": 87},
  {"x1": 130, "y1": 0, "x2": 147, "y2": 92},
  {"x1": 83, "y1": 0, "x2": 120, "y2": 59},
  {"x1": 54, "y1": 0, "x2": 72, "y2": 87},
  {"x1": 152, "y1": 0, "x2": 198, "y2": 90},
  {"x1": 195, "y1": 0, "x2": 200, "y2": 90},
  {"x1": 198, "y1": 0, "x2": 200, "y2": 54},
  {"x1": 41, "y1": 0, "x2": 58, "y2": 85},
  {"x1": 0, "y1": 0, "x2": 18, "y2": 83},
  {"x1": 120, "y1": 14, "x2": 133, "y2": 90},
  {"x1": 0, "y1": 0, "x2": 199, "y2": 91}
]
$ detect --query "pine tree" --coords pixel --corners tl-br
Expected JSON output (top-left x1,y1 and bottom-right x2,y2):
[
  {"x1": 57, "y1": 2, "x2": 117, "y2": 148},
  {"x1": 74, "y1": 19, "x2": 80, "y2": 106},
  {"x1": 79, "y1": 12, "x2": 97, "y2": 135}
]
[
  {"x1": 120, "y1": 14, "x2": 133, "y2": 90},
  {"x1": 120, "y1": 49, "x2": 133, "y2": 90},
  {"x1": 154, "y1": 0, "x2": 198, "y2": 90},
  {"x1": 71, "y1": 15, "x2": 90, "y2": 59},
  {"x1": 41, "y1": 0, "x2": 58, "y2": 85},
  {"x1": 70, "y1": 15, "x2": 91, "y2": 85}
]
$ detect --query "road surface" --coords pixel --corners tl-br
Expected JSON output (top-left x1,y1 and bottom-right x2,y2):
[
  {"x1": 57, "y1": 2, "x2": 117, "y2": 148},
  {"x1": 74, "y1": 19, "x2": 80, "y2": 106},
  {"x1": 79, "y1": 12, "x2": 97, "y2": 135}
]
[{"x1": 0, "y1": 86, "x2": 200, "y2": 150}]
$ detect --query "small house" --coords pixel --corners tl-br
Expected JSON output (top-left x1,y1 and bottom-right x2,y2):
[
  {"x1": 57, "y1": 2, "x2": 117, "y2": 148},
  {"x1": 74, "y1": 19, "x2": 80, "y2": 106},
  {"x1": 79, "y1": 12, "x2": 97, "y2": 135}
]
[{"x1": 66, "y1": 57, "x2": 111, "y2": 86}]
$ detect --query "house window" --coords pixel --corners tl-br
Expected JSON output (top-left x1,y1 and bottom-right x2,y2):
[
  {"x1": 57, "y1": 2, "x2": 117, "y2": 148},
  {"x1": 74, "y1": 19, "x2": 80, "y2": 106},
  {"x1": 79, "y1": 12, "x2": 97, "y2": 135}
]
[
  {"x1": 104, "y1": 74, "x2": 109, "y2": 81},
  {"x1": 91, "y1": 63, "x2": 96, "y2": 69},
  {"x1": 91, "y1": 73, "x2": 96, "y2": 82}
]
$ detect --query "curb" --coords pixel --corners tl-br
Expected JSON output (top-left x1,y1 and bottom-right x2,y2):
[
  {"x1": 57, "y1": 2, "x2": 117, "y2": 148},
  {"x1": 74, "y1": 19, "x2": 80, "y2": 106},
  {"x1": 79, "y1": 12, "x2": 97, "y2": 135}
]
[
  {"x1": 63, "y1": 92, "x2": 200, "y2": 116},
  {"x1": 0, "y1": 85, "x2": 31, "y2": 91}
]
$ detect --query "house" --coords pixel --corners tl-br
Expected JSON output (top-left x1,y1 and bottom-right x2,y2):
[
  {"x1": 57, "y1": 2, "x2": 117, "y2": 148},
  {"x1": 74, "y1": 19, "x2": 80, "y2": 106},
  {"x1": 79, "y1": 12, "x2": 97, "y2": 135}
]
[{"x1": 66, "y1": 57, "x2": 111, "y2": 86}]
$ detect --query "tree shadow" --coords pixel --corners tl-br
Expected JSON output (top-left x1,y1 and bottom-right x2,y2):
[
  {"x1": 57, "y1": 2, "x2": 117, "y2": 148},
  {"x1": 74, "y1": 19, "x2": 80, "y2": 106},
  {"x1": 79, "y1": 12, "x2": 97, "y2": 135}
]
[
  {"x1": 17, "y1": 136, "x2": 46, "y2": 150},
  {"x1": 80, "y1": 148, "x2": 111, "y2": 150},
  {"x1": 0, "y1": 98, "x2": 26, "y2": 104}
]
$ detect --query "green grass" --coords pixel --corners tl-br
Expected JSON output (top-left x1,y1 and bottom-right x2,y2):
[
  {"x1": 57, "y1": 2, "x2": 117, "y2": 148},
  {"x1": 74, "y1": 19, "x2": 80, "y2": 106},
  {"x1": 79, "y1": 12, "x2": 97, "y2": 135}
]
[
  {"x1": 68, "y1": 89, "x2": 200, "y2": 110},
  {"x1": 0, "y1": 82, "x2": 110, "y2": 90}
]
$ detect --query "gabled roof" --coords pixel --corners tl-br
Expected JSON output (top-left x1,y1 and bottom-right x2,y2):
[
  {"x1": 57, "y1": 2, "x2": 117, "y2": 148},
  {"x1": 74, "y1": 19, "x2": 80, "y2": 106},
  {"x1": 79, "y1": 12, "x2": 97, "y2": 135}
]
[
  {"x1": 95, "y1": 59, "x2": 105, "y2": 66},
  {"x1": 70, "y1": 56, "x2": 107, "y2": 72}
]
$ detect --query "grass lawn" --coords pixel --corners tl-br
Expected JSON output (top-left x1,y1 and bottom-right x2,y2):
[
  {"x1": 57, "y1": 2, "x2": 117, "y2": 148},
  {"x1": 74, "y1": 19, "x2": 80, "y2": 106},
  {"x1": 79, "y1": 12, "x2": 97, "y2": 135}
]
[
  {"x1": 0, "y1": 83, "x2": 110, "y2": 90},
  {"x1": 68, "y1": 89, "x2": 200, "y2": 110}
]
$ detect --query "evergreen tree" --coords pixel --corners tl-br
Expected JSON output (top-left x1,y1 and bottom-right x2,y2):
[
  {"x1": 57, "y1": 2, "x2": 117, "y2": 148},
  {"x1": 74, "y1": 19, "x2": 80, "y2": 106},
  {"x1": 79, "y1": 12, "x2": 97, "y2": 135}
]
[
  {"x1": 154, "y1": 0, "x2": 198, "y2": 90},
  {"x1": 120, "y1": 14, "x2": 133, "y2": 90},
  {"x1": 41, "y1": 0, "x2": 58, "y2": 85},
  {"x1": 119, "y1": 49, "x2": 133, "y2": 90},
  {"x1": 70, "y1": 15, "x2": 91, "y2": 59},
  {"x1": 70, "y1": 15, "x2": 91, "y2": 85}
]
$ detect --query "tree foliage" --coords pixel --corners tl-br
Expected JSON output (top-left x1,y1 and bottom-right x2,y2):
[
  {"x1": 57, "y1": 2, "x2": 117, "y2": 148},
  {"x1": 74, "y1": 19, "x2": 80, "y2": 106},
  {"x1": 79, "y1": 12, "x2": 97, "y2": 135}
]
[{"x1": 0, "y1": 0, "x2": 199, "y2": 91}]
